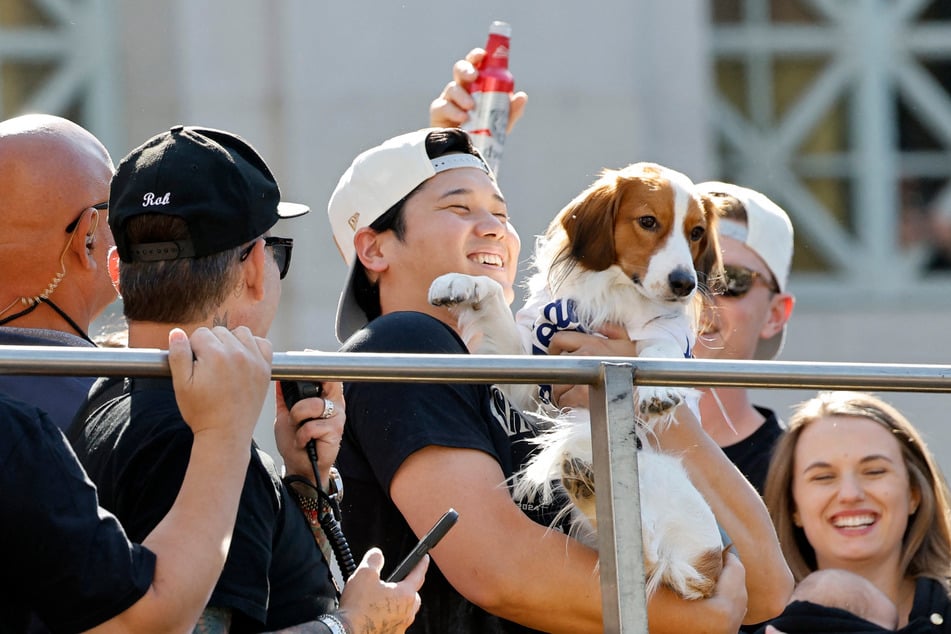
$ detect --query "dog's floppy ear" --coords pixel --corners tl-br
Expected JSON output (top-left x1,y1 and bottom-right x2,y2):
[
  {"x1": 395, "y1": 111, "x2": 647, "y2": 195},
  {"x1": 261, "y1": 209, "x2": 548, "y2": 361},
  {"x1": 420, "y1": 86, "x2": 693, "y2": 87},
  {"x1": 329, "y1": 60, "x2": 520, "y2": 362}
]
[
  {"x1": 552, "y1": 169, "x2": 622, "y2": 272},
  {"x1": 695, "y1": 194, "x2": 725, "y2": 292}
]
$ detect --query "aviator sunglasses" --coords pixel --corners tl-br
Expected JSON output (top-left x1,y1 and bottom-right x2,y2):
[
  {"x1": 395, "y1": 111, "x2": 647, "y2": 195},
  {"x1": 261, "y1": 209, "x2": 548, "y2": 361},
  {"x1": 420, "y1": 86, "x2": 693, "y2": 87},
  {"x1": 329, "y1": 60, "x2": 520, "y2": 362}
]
[
  {"x1": 240, "y1": 236, "x2": 294, "y2": 279},
  {"x1": 719, "y1": 264, "x2": 779, "y2": 298}
]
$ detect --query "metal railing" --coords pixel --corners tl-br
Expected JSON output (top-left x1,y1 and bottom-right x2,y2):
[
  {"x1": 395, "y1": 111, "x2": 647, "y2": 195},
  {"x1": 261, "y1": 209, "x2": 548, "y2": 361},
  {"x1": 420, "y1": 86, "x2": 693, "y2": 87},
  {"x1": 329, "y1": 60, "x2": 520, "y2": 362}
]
[{"x1": 4, "y1": 345, "x2": 951, "y2": 632}]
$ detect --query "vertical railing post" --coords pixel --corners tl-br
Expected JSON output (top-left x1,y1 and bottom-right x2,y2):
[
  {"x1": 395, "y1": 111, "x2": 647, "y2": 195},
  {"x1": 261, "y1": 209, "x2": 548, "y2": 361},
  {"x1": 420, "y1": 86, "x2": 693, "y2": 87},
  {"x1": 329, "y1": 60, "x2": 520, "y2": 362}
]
[{"x1": 588, "y1": 362, "x2": 648, "y2": 633}]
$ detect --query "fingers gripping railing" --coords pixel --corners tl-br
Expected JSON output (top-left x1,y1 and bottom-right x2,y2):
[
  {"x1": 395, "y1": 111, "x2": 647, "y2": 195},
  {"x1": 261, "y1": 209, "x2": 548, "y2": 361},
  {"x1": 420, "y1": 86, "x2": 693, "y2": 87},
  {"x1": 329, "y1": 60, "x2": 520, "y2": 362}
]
[{"x1": 5, "y1": 346, "x2": 951, "y2": 633}]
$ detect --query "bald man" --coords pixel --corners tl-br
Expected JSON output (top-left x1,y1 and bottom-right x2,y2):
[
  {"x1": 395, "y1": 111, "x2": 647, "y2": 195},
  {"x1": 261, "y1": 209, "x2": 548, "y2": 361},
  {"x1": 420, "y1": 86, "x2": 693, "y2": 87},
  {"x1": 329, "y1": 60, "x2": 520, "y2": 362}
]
[{"x1": 0, "y1": 114, "x2": 118, "y2": 428}]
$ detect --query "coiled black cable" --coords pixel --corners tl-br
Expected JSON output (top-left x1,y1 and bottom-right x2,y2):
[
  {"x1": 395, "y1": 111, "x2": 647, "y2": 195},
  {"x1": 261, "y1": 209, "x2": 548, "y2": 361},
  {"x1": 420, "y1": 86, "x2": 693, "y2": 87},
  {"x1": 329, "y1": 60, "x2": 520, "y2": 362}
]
[
  {"x1": 281, "y1": 381, "x2": 358, "y2": 581},
  {"x1": 306, "y1": 441, "x2": 357, "y2": 580}
]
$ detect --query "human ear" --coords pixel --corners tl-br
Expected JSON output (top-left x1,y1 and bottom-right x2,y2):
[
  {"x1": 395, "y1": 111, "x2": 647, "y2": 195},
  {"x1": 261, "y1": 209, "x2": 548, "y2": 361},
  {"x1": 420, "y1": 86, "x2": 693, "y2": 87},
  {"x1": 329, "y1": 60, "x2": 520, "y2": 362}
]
[
  {"x1": 354, "y1": 227, "x2": 388, "y2": 276},
  {"x1": 761, "y1": 292, "x2": 795, "y2": 339},
  {"x1": 72, "y1": 208, "x2": 101, "y2": 269},
  {"x1": 242, "y1": 240, "x2": 267, "y2": 301},
  {"x1": 107, "y1": 247, "x2": 121, "y2": 294},
  {"x1": 909, "y1": 485, "x2": 922, "y2": 515}
]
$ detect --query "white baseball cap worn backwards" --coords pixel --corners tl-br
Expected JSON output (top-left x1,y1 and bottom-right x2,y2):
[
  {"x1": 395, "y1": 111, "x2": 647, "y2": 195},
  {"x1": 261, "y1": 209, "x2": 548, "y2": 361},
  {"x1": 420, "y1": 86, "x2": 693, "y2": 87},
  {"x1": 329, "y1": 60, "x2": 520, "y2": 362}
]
[
  {"x1": 696, "y1": 181, "x2": 794, "y2": 360},
  {"x1": 328, "y1": 128, "x2": 491, "y2": 342}
]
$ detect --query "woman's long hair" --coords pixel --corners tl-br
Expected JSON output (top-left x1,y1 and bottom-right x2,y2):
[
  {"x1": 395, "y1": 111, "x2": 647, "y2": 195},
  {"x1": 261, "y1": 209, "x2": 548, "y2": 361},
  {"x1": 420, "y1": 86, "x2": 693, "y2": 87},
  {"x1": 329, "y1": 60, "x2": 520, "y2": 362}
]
[{"x1": 763, "y1": 391, "x2": 951, "y2": 591}]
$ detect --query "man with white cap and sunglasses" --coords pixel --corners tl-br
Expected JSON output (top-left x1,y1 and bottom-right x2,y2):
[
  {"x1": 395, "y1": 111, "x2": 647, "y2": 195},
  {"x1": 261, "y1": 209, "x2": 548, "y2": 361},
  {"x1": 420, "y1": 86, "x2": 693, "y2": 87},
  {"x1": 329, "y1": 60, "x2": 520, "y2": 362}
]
[
  {"x1": 692, "y1": 182, "x2": 796, "y2": 495},
  {"x1": 326, "y1": 127, "x2": 785, "y2": 633}
]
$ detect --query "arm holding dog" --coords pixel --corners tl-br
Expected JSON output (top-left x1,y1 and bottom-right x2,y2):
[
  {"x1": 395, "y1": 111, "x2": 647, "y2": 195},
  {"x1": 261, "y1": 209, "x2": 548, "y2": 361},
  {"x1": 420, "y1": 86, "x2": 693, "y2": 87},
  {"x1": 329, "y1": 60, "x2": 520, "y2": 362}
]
[
  {"x1": 647, "y1": 552, "x2": 748, "y2": 633},
  {"x1": 661, "y1": 404, "x2": 793, "y2": 623},
  {"x1": 392, "y1": 442, "x2": 752, "y2": 633},
  {"x1": 547, "y1": 328, "x2": 794, "y2": 625},
  {"x1": 391, "y1": 445, "x2": 604, "y2": 633}
]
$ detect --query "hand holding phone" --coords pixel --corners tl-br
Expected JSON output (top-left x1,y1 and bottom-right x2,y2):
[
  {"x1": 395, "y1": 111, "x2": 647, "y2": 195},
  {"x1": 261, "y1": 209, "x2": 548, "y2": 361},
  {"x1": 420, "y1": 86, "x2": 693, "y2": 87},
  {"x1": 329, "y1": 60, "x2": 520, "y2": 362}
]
[{"x1": 386, "y1": 509, "x2": 458, "y2": 582}]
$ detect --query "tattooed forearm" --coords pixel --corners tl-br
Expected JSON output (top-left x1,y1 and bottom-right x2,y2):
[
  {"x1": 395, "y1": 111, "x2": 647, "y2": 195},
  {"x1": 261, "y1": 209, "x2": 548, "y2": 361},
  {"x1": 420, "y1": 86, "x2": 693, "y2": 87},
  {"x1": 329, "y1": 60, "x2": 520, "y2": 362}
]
[{"x1": 193, "y1": 606, "x2": 232, "y2": 634}]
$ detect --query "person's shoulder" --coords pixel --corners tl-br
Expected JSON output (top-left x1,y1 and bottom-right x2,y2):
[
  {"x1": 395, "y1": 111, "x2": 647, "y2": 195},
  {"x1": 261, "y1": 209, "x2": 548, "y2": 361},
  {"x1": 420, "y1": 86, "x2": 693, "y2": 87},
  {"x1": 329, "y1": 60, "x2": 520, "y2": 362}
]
[
  {"x1": 342, "y1": 311, "x2": 467, "y2": 354},
  {"x1": 0, "y1": 393, "x2": 85, "y2": 481},
  {"x1": 908, "y1": 576, "x2": 951, "y2": 625},
  {"x1": 0, "y1": 393, "x2": 51, "y2": 443},
  {"x1": 0, "y1": 326, "x2": 95, "y2": 347},
  {"x1": 0, "y1": 392, "x2": 42, "y2": 418},
  {"x1": 753, "y1": 406, "x2": 786, "y2": 436}
]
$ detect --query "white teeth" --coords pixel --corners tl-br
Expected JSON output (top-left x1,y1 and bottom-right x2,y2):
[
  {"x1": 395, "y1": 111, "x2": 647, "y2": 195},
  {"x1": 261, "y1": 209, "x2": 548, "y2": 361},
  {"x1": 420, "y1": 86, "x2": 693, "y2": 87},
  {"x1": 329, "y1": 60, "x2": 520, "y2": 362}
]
[
  {"x1": 474, "y1": 253, "x2": 503, "y2": 266},
  {"x1": 833, "y1": 514, "x2": 875, "y2": 528}
]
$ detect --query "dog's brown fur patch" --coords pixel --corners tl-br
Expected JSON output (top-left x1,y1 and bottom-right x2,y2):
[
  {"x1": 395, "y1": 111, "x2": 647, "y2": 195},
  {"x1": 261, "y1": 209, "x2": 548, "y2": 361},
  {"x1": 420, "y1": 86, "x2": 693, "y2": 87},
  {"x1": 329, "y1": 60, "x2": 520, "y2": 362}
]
[{"x1": 684, "y1": 547, "x2": 725, "y2": 599}]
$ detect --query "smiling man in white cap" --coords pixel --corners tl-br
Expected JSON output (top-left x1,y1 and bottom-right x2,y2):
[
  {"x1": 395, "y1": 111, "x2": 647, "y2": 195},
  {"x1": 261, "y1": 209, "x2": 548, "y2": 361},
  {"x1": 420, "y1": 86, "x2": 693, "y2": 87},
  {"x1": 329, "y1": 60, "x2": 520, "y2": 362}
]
[
  {"x1": 693, "y1": 181, "x2": 796, "y2": 494},
  {"x1": 326, "y1": 127, "x2": 786, "y2": 633},
  {"x1": 329, "y1": 127, "x2": 593, "y2": 634}
]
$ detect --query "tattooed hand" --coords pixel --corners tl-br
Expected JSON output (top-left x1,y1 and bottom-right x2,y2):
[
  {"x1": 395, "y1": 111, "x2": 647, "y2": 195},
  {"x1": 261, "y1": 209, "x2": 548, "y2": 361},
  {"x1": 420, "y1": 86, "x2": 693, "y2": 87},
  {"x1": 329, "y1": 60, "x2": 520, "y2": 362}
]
[{"x1": 338, "y1": 548, "x2": 428, "y2": 633}]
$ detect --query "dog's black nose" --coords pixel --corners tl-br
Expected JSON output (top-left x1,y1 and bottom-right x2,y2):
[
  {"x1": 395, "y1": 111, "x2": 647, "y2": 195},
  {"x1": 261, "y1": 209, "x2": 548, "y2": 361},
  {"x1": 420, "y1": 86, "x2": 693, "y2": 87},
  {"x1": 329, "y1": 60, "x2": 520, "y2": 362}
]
[{"x1": 668, "y1": 269, "x2": 696, "y2": 297}]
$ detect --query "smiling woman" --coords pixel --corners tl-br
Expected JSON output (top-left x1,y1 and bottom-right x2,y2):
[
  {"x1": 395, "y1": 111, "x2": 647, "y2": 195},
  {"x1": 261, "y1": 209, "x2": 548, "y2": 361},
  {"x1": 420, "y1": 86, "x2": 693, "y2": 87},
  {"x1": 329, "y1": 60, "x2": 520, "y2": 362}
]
[{"x1": 758, "y1": 391, "x2": 951, "y2": 633}]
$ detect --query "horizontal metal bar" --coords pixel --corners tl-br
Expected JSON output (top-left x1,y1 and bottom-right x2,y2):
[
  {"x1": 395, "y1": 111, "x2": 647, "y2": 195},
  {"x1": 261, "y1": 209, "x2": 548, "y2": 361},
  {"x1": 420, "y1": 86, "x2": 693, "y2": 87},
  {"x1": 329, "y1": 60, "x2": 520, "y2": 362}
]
[{"x1": 2, "y1": 346, "x2": 951, "y2": 392}]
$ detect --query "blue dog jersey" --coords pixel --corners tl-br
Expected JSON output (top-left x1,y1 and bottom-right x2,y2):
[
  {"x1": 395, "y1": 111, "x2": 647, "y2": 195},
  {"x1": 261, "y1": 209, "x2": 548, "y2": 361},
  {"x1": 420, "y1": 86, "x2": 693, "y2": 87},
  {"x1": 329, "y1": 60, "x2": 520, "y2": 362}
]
[{"x1": 528, "y1": 297, "x2": 694, "y2": 404}]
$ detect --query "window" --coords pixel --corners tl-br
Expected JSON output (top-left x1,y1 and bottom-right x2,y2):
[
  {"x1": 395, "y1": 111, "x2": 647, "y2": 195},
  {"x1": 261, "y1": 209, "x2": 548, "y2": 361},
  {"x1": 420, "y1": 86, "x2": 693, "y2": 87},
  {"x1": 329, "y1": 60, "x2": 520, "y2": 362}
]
[
  {"x1": 711, "y1": 0, "x2": 951, "y2": 293},
  {"x1": 0, "y1": 0, "x2": 120, "y2": 150}
]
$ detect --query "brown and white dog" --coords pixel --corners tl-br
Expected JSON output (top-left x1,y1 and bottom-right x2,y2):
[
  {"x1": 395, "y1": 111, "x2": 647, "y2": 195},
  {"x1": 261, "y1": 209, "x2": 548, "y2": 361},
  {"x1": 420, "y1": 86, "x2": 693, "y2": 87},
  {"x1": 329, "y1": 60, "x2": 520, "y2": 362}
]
[{"x1": 429, "y1": 162, "x2": 726, "y2": 600}]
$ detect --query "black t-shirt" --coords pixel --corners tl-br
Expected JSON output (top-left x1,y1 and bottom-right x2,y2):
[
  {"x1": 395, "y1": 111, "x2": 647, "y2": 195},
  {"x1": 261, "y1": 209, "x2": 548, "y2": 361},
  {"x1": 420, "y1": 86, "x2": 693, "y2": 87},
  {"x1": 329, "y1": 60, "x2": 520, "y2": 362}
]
[
  {"x1": 68, "y1": 377, "x2": 336, "y2": 632},
  {"x1": 0, "y1": 394, "x2": 154, "y2": 634},
  {"x1": 754, "y1": 577, "x2": 951, "y2": 634},
  {"x1": 721, "y1": 405, "x2": 784, "y2": 495},
  {"x1": 338, "y1": 311, "x2": 552, "y2": 634}
]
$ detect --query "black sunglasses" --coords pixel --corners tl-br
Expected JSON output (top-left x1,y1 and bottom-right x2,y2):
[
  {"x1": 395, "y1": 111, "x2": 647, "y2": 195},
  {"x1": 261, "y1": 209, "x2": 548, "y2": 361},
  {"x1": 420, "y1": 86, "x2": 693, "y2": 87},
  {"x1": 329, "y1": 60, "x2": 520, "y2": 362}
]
[
  {"x1": 240, "y1": 236, "x2": 294, "y2": 279},
  {"x1": 66, "y1": 202, "x2": 109, "y2": 234},
  {"x1": 719, "y1": 264, "x2": 779, "y2": 298}
]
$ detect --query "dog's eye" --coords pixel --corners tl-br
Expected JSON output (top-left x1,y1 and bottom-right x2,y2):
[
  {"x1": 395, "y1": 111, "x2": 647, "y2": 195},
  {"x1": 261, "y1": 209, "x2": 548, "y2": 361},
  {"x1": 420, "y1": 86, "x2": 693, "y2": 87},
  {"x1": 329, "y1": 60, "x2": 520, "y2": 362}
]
[
  {"x1": 638, "y1": 216, "x2": 658, "y2": 230},
  {"x1": 690, "y1": 226, "x2": 705, "y2": 241}
]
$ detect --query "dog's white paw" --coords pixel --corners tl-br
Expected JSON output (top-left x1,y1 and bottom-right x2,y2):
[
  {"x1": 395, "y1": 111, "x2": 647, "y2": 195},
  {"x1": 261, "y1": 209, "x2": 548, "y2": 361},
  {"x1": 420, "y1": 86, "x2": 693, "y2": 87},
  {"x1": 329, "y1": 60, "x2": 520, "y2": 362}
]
[
  {"x1": 636, "y1": 386, "x2": 684, "y2": 418},
  {"x1": 429, "y1": 273, "x2": 502, "y2": 308}
]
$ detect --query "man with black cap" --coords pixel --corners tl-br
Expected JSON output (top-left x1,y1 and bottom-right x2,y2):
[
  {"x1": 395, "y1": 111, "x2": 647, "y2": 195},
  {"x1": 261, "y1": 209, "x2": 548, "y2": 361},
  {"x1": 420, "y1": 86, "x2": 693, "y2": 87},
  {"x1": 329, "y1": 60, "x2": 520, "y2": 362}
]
[{"x1": 69, "y1": 125, "x2": 426, "y2": 634}]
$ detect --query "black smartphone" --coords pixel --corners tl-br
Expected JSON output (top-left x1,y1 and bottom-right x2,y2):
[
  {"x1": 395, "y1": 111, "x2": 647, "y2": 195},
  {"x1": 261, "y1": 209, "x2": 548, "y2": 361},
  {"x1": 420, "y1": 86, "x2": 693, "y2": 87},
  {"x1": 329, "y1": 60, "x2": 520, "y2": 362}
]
[
  {"x1": 280, "y1": 381, "x2": 322, "y2": 411},
  {"x1": 386, "y1": 508, "x2": 459, "y2": 583}
]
